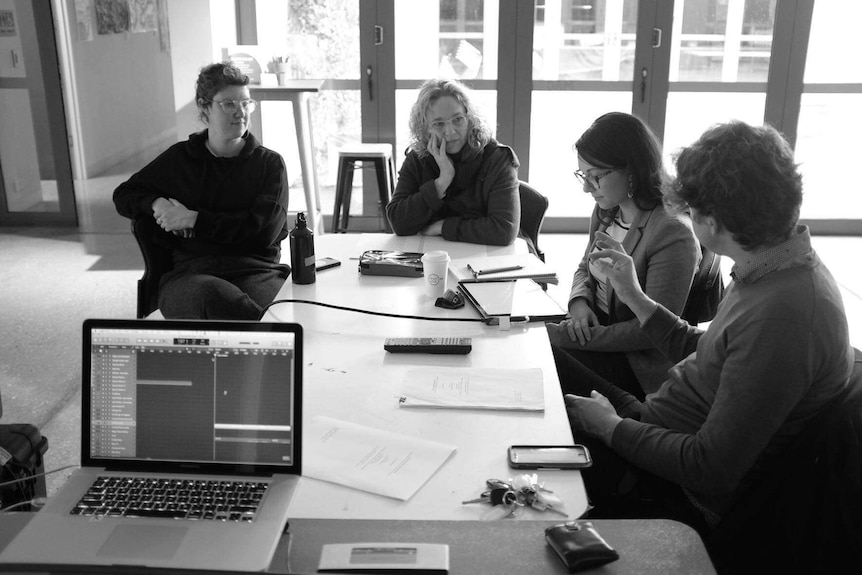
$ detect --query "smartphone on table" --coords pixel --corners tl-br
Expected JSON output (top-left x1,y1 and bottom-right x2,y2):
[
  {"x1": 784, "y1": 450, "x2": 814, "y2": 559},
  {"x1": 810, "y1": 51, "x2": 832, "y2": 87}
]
[
  {"x1": 315, "y1": 257, "x2": 341, "y2": 272},
  {"x1": 508, "y1": 445, "x2": 592, "y2": 469}
]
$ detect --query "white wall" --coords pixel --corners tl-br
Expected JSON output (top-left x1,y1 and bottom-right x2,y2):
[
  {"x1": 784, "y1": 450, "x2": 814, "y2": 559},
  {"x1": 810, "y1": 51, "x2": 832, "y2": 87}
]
[
  {"x1": 167, "y1": 0, "x2": 239, "y2": 140},
  {"x1": 63, "y1": 0, "x2": 176, "y2": 177},
  {"x1": 168, "y1": 0, "x2": 215, "y2": 141},
  {"x1": 209, "y1": 0, "x2": 237, "y2": 63}
]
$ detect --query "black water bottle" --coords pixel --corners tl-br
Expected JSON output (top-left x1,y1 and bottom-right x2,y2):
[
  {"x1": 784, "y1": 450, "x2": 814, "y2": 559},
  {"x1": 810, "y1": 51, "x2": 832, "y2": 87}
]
[{"x1": 289, "y1": 212, "x2": 316, "y2": 284}]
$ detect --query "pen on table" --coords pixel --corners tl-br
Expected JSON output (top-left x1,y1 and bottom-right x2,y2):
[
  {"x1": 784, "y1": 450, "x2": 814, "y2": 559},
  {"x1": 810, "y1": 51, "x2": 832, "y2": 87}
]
[{"x1": 471, "y1": 264, "x2": 523, "y2": 276}]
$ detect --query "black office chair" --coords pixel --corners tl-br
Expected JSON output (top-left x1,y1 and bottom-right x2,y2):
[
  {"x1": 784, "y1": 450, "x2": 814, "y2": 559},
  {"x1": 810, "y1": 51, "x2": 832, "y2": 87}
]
[
  {"x1": 518, "y1": 180, "x2": 549, "y2": 262},
  {"x1": 131, "y1": 216, "x2": 173, "y2": 318},
  {"x1": 680, "y1": 245, "x2": 724, "y2": 325},
  {"x1": 705, "y1": 348, "x2": 862, "y2": 574}
]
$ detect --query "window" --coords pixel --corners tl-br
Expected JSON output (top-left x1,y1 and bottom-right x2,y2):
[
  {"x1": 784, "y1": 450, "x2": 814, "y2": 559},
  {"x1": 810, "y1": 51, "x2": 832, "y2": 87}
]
[
  {"x1": 246, "y1": 0, "x2": 861, "y2": 231},
  {"x1": 795, "y1": 2, "x2": 862, "y2": 221},
  {"x1": 663, "y1": 0, "x2": 776, "y2": 171},
  {"x1": 394, "y1": 0, "x2": 500, "y2": 157},
  {"x1": 529, "y1": 0, "x2": 638, "y2": 219}
]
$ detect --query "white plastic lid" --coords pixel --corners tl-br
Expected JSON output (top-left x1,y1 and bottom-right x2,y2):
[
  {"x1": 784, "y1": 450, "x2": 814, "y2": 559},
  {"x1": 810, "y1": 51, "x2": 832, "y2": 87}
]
[{"x1": 421, "y1": 250, "x2": 450, "y2": 263}]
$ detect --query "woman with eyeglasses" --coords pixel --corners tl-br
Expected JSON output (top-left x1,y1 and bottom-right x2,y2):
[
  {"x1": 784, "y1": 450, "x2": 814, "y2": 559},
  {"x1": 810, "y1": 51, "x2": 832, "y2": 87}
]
[
  {"x1": 113, "y1": 61, "x2": 290, "y2": 320},
  {"x1": 386, "y1": 78, "x2": 520, "y2": 245},
  {"x1": 546, "y1": 112, "x2": 700, "y2": 398}
]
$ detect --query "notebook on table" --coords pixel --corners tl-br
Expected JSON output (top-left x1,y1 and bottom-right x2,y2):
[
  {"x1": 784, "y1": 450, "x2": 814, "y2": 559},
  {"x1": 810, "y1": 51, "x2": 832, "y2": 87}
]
[
  {"x1": 0, "y1": 318, "x2": 303, "y2": 573},
  {"x1": 458, "y1": 278, "x2": 567, "y2": 324}
]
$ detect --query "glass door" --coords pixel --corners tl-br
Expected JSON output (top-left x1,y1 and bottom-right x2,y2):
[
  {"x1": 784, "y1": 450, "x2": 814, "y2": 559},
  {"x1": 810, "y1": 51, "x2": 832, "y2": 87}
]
[
  {"x1": 249, "y1": 0, "x2": 361, "y2": 221},
  {"x1": 659, "y1": 0, "x2": 776, "y2": 171},
  {"x1": 252, "y1": 0, "x2": 861, "y2": 232},
  {"x1": 528, "y1": 0, "x2": 640, "y2": 220},
  {"x1": 393, "y1": 0, "x2": 500, "y2": 159},
  {"x1": 0, "y1": 0, "x2": 76, "y2": 225},
  {"x1": 795, "y1": 2, "x2": 862, "y2": 225}
]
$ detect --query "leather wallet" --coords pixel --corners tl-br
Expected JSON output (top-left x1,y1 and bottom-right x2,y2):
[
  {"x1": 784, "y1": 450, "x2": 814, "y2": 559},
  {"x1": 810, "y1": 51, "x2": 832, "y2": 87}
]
[{"x1": 545, "y1": 521, "x2": 620, "y2": 572}]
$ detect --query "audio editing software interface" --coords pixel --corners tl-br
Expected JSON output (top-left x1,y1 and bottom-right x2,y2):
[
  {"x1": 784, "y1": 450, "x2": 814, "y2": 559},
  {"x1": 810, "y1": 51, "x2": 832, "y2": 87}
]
[{"x1": 88, "y1": 327, "x2": 297, "y2": 466}]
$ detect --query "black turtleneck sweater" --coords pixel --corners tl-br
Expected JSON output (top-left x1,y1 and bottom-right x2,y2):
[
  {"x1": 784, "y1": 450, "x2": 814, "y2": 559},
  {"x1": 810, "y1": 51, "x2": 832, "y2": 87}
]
[
  {"x1": 113, "y1": 130, "x2": 289, "y2": 262},
  {"x1": 386, "y1": 139, "x2": 520, "y2": 246}
]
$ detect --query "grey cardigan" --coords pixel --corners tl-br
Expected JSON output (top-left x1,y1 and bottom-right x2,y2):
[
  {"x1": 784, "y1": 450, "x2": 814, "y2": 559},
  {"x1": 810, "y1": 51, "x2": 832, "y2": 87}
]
[{"x1": 552, "y1": 203, "x2": 700, "y2": 394}]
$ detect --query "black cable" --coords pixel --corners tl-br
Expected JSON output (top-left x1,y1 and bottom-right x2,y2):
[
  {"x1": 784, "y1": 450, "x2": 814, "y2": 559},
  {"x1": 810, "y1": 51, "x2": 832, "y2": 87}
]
[{"x1": 259, "y1": 298, "x2": 485, "y2": 323}]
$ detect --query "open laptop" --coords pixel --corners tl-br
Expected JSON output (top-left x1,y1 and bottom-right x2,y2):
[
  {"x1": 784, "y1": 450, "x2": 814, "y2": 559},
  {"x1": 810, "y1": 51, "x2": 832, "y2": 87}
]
[{"x1": 0, "y1": 318, "x2": 303, "y2": 572}]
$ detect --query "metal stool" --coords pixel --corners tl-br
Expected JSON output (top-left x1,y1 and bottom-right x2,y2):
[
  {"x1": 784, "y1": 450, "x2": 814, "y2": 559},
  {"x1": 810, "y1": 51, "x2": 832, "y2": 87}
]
[{"x1": 332, "y1": 143, "x2": 395, "y2": 233}]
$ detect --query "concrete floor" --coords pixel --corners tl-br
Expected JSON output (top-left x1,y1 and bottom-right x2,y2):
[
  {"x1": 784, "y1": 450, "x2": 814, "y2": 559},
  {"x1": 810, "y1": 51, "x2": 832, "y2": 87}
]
[{"x1": 2, "y1": 168, "x2": 862, "y2": 500}]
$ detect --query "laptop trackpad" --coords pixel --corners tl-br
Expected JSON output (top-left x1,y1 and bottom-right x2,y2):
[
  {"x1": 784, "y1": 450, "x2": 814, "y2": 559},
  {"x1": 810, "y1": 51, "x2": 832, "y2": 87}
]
[{"x1": 98, "y1": 525, "x2": 188, "y2": 560}]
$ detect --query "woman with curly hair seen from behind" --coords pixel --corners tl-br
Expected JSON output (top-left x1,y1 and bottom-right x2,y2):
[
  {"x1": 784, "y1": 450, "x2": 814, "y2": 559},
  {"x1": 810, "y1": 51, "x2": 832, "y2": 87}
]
[{"x1": 386, "y1": 78, "x2": 520, "y2": 246}]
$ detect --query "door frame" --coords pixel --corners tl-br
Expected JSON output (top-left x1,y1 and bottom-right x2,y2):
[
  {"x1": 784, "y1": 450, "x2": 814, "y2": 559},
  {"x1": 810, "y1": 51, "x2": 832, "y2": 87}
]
[{"x1": 0, "y1": 0, "x2": 76, "y2": 226}]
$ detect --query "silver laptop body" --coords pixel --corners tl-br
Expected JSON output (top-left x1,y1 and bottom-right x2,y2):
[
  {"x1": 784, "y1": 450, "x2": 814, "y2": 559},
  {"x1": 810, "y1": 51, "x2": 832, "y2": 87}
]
[{"x1": 0, "y1": 319, "x2": 303, "y2": 572}]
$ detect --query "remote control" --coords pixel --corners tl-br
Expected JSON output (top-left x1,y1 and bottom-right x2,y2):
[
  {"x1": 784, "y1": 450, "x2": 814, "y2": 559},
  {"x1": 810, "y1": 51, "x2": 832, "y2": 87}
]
[{"x1": 384, "y1": 337, "x2": 472, "y2": 354}]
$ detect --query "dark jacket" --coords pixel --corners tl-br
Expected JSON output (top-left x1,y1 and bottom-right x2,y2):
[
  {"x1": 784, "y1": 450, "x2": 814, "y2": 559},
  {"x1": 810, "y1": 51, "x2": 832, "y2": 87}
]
[
  {"x1": 548, "y1": 203, "x2": 700, "y2": 393},
  {"x1": 386, "y1": 140, "x2": 520, "y2": 245},
  {"x1": 113, "y1": 130, "x2": 289, "y2": 262}
]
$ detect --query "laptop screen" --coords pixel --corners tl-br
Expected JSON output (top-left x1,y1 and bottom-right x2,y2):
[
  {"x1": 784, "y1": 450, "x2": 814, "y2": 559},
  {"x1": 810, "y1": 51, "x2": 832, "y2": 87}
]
[{"x1": 81, "y1": 319, "x2": 302, "y2": 475}]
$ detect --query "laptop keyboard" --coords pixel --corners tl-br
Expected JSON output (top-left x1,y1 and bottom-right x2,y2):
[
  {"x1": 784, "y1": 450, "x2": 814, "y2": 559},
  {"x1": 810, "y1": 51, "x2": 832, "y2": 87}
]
[{"x1": 70, "y1": 476, "x2": 268, "y2": 522}]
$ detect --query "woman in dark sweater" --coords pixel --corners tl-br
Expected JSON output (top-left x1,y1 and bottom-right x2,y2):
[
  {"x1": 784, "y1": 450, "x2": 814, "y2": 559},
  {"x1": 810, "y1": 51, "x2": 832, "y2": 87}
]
[
  {"x1": 113, "y1": 62, "x2": 289, "y2": 320},
  {"x1": 386, "y1": 78, "x2": 520, "y2": 246}
]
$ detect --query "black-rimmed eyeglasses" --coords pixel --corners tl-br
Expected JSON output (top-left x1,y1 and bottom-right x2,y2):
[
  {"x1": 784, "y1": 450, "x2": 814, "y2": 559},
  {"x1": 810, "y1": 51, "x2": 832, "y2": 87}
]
[
  {"x1": 213, "y1": 98, "x2": 257, "y2": 114},
  {"x1": 574, "y1": 168, "x2": 616, "y2": 189}
]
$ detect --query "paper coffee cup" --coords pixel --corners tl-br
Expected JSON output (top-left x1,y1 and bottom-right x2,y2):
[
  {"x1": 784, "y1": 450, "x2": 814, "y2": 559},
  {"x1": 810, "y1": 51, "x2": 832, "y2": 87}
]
[{"x1": 421, "y1": 250, "x2": 450, "y2": 298}]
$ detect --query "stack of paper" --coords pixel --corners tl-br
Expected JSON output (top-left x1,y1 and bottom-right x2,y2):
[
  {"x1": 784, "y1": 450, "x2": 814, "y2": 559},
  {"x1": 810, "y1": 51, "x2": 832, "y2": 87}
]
[
  {"x1": 303, "y1": 416, "x2": 456, "y2": 501},
  {"x1": 398, "y1": 367, "x2": 545, "y2": 411},
  {"x1": 449, "y1": 253, "x2": 558, "y2": 284}
]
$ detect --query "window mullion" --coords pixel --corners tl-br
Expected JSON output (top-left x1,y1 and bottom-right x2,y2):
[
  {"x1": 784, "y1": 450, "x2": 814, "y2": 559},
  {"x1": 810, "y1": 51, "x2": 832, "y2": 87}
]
[{"x1": 764, "y1": 0, "x2": 814, "y2": 149}]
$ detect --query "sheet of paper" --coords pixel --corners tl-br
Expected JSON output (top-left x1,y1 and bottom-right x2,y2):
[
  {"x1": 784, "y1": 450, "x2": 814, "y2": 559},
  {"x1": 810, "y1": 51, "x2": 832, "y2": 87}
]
[
  {"x1": 303, "y1": 416, "x2": 457, "y2": 501},
  {"x1": 398, "y1": 367, "x2": 544, "y2": 411}
]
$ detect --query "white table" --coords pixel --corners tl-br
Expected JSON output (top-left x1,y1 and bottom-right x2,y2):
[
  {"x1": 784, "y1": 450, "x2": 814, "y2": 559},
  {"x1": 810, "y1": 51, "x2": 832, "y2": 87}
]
[
  {"x1": 265, "y1": 234, "x2": 589, "y2": 521},
  {"x1": 274, "y1": 234, "x2": 531, "y2": 323}
]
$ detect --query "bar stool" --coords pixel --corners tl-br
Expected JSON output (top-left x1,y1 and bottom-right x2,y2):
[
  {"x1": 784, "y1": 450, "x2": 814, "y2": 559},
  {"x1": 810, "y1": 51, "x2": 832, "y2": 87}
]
[{"x1": 332, "y1": 143, "x2": 395, "y2": 233}]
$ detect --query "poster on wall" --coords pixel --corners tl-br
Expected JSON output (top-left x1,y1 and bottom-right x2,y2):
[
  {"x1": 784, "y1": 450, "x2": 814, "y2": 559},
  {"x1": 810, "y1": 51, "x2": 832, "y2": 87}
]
[
  {"x1": 129, "y1": 0, "x2": 157, "y2": 33},
  {"x1": 74, "y1": 0, "x2": 93, "y2": 41},
  {"x1": 0, "y1": 8, "x2": 16, "y2": 37},
  {"x1": 95, "y1": 0, "x2": 129, "y2": 35}
]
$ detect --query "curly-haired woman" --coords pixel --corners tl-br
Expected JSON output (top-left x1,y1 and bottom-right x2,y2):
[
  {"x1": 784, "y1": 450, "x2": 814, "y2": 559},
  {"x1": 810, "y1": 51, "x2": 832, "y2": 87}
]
[{"x1": 386, "y1": 78, "x2": 520, "y2": 245}]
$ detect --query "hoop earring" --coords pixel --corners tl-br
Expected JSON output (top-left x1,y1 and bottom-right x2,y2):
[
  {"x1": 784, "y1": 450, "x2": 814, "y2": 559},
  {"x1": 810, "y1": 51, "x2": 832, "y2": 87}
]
[
  {"x1": 627, "y1": 174, "x2": 634, "y2": 198},
  {"x1": 469, "y1": 131, "x2": 481, "y2": 149}
]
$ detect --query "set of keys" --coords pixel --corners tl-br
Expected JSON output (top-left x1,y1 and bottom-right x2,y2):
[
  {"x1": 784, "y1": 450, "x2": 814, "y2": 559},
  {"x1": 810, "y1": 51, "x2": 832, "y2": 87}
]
[{"x1": 461, "y1": 476, "x2": 567, "y2": 518}]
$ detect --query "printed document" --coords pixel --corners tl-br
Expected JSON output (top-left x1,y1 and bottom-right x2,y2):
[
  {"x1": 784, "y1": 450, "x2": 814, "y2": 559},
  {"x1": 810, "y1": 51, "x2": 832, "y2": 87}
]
[
  {"x1": 304, "y1": 416, "x2": 456, "y2": 501},
  {"x1": 398, "y1": 367, "x2": 544, "y2": 411}
]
